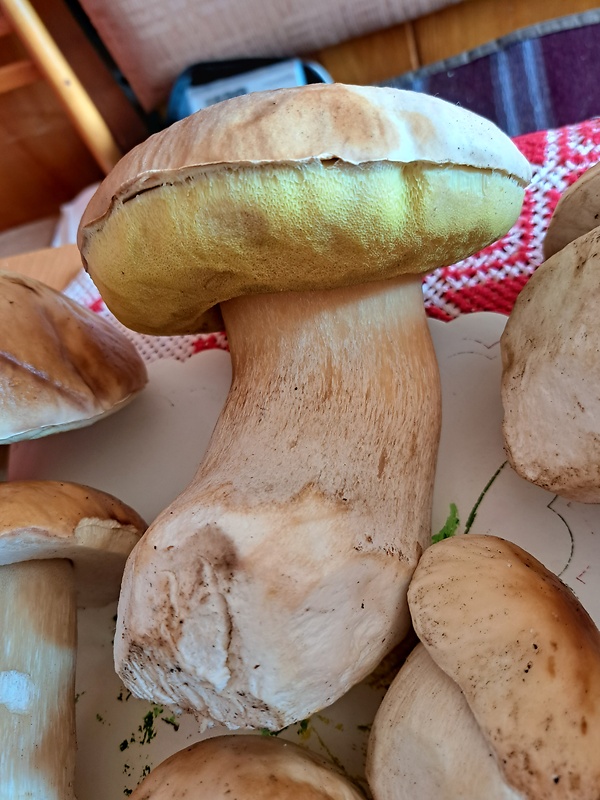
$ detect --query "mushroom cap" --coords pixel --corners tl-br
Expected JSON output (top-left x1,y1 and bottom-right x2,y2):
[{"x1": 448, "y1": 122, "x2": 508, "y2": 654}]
[
  {"x1": 78, "y1": 83, "x2": 531, "y2": 335},
  {"x1": 0, "y1": 271, "x2": 147, "y2": 444},
  {"x1": 501, "y1": 227, "x2": 600, "y2": 501},
  {"x1": 129, "y1": 734, "x2": 366, "y2": 799},
  {"x1": 366, "y1": 644, "x2": 522, "y2": 800},
  {"x1": 0, "y1": 481, "x2": 146, "y2": 606},
  {"x1": 544, "y1": 161, "x2": 600, "y2": 259},
  {"x1": 408, "y1": 534, "x2": 600, "y2": 799}
]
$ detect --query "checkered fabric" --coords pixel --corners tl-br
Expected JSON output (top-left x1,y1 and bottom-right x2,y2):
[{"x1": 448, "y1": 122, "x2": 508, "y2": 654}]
[{"x1": 64, "y1": 117, "x2": 600, "y2": 361}]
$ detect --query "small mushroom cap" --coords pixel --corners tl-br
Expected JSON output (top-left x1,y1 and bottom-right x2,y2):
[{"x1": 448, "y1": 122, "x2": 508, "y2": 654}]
[
  {"x1": 0, "y1": 481, "x2": 146, "y2": 606},
  {"x1": 501, "y1": 228, "x2": 600, "y2": 501},
  {"x1": 544, "y1": 161, "x2": 600, "y2": 259},
  {"x1": 408, "y1": 534, "x2": 600, "y2": 799},
  {"x1": 78, "y1": 84, "x2": 531, "y2": 335},
  {"x1": 0, "y1": 271, "x2": 147, "y2": 444},
  {"x1": 129, "y1": 734, "x2": 366, "y2": 799},
  {"x1": 366, "y1": 644, "x2": 521, "y2": 800}
]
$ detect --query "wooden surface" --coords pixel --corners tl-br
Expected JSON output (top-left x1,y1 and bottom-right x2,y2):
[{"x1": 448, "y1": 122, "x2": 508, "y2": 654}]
[
  {"x1": 1, "y1": 0, "x2": 122, "y2": 174},
  {"x1": 312, "y1": 0, "x2": 600, "y2": 84},
  {"x1": 0, "y1": 243, "x2": 82, "y2": 290},
  {"x1": 0, "y1": 0, "x2": 146, "y2": 234}
]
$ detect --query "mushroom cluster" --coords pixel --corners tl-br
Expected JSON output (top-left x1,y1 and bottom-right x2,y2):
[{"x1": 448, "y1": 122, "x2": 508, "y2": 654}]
[
  {"x1": 367, "y1": 534, "x2": 600, "y2": 799},
  {"x1": 501, "y1": 162, "x2": 600, "y2": 501},
  {"x1": 77, "y1": 83, "x2": 531, "y2": 730}
]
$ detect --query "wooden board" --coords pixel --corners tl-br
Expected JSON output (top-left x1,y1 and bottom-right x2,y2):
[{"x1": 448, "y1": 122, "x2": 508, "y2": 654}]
[
  {"x1": 0, "y1": 242, "x2": 82, "y2": 291},
  {"x1": 311, "y1": 0, "x2": 600, "y2": 84}
]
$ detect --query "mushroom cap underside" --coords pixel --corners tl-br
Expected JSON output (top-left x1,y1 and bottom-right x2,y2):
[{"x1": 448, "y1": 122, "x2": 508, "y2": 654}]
[
  {"x1": 407, "y1": 533, "x2": 600, "y2": 799},
  {"x1": 501, "y1": 227, "x2": 600, "y2": 501},
  {"x1": 129, "y1": 734, "x2": 366, "y2": 799},
  {"x1": 0, "y1": 481, "x2": 146, "y2": 606},
  {"x1": 0, "y1": 271, "x2": 147, "y2": 444},
  {"x1": 79, "y1": 84, "x2": 531, "y2": 335}
]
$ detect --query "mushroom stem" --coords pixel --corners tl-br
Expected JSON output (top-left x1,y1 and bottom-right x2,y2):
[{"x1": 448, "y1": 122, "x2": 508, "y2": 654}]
[
  {"x1": 117, "y1": 274, "x2": 442, "y2": 727},
  {"x1": 212, "y1": 274, "x2": 439, "y2": 544},
  {"x1": 367, "y1": 644, "x2": 524, "y2": 799},
  {"x1": 0, "y1": 559, "x2": 77, "y2": 800}
]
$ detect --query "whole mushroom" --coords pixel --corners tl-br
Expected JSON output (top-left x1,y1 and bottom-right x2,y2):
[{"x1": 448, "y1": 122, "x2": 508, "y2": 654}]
[
  {"x1": 79, "y1": 84, "x2": 531, "y2": 729},
  {"x1": 0, "y1": 481, "x2": 146, "y2": 800},
  {"x1": 367, "y1": 534, "x2": 600, "y2": 799},
  {"x1": 129, "y1": 734, "x2": 366, "y2": 799}
]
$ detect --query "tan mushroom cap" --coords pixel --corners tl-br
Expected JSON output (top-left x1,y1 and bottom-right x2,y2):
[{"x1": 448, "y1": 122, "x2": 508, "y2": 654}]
[
  {"x1": 408, "y1": 534, "x2": 600, "y2": 799},
  {"x1": 0, "y1": 271, "x2": 147, "y2": 445},
  {"x1": 78, "y1": 83, "x2": 531, "y2": 335},
  {"x1": 544, "y1": 161, "x2": 600, "y2": 259},
  {"x1": 0, "y1": 481, "x2": 147, "y2": 606},
  {"x1": 501, "y1": 228, "x2": 600, "y2": 502},
  {"x1": 129, "y1": 734, "x2": 366, "y2": 799}
]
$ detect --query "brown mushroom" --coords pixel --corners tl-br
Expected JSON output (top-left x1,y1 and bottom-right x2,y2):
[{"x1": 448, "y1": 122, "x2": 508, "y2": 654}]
[
  {"x1": 501, "y1": 227, "x2": 600, "y2": 501},
  {"x1": 129, "y1": 734, "x2": 366, "y2": 799},
  {"x1": 544, "y1": 161, "x2": 600, "y2": 258},
  {"x1": 367, "y1": 534, "x2": 600, "y2": 799},
  {"x1": 0, "y1": 270, "x2": 147, "y2": 444},
  {"x1": 79, "y1": 84, "x2": 531, "y2": 729},
  {"x1": 0, "y1": 481, "x2": 146, "y2": 800}
]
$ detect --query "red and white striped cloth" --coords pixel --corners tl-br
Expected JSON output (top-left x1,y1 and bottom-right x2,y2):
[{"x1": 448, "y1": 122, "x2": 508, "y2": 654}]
[{"x1": 64, "y1": 117, "x2": 600, "y2": 361}]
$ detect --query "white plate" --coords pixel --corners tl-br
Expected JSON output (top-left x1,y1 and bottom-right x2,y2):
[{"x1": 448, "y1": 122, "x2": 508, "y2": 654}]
[{"x1": 9, "y1": 312, "x2": 600, "y2": 798}]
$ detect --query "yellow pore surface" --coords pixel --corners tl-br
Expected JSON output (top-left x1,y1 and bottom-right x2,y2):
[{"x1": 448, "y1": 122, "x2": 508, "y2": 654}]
[{"x1": 85, "y1": 160, "x2": 524, "y2": 334}]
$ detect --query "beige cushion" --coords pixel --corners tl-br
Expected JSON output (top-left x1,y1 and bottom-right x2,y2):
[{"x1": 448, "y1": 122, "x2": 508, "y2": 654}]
[{"x1": 79, "y1": 0, "x2": 462, "y2": 110}]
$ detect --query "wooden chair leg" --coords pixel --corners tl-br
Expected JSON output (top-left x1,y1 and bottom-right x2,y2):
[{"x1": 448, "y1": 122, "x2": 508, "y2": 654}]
[{"x1": 0, "y1": 0, "x2": 121, "y2": 173}]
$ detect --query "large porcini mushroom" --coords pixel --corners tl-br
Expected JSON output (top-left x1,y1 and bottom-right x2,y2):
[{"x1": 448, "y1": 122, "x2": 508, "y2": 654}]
[
  {"x1": 544, "y1": 161, "x2": 600, "y2": 258},
  {"x1": 79, "y1": 84, "x2": 531, "y2": 729},
  {"x1": 129, "y1": 734, "x2": 365, "y2": 799},
  {"x1": 0, "y1": 270, "x2": 147, "y2": 444},
  {"x1": 501, "y1": 227, "x2": 600, "y2": 501},
  {"x1": 367, "y1": 534, "x2": 600, "y2": 799},
  {"x1": 0, "y1": 480, "x2": 146, "y2": 799}
]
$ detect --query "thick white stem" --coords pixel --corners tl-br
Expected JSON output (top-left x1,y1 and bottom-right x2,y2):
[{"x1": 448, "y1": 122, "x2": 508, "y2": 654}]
[
  {"x1": 0, "y1": 559, "x2": 77, "y2": 799},
  {"x1": 367, "y1": 644, "x2": 524, "y2": 799},
  {"x1": 117, "y1": 275, "x2": 442, "y2": 728}
]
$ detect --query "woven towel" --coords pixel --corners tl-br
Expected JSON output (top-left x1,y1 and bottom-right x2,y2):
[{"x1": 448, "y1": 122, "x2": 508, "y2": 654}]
[{"x1": 64, "y1": 116, "x2": 600, "y2": 362}]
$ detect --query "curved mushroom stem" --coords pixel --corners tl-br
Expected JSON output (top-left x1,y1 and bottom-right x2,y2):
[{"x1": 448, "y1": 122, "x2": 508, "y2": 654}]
[
  {"x1": 210, "y1": 274, "x2": 440, "y2": 536},
  {"x1": 367, "y1": 644, "x2": 523, "y2": 799},
  {"x1": 117, "y1": 274, "x2": 441, "y2": 727},
  {"x1": 0, "y1": 559, "x2": 77, "y2": 799}
]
